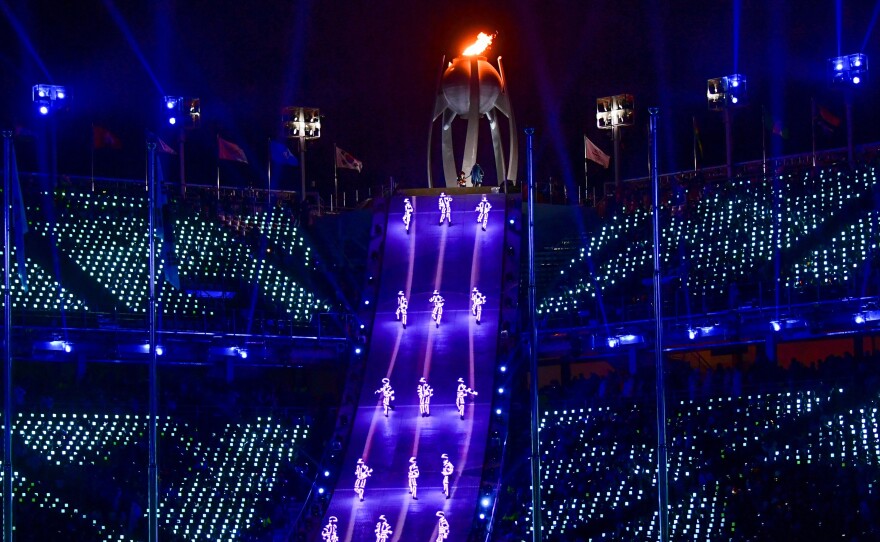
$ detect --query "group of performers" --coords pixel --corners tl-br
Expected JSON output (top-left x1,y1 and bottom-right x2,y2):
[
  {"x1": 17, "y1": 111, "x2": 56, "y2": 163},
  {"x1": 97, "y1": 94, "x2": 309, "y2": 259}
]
[
  {"x1": 333, "y1": 195, "x2": 493, "y2": 541},
  {"x1": 322, "y1": 511, "x2": 449, "y2": 542},
  {"x1": 375, "y1": 376, "x2": 478, "y2": 420},
  {"x1": 343, "y1": 455, "x2": 453, "y2": 541},
  {"x1": 395, "y1": 287, "x2": 485, "y2": 329},
  {"x1": 400, "y1": 194, "x2": 493, "y2": 232}
]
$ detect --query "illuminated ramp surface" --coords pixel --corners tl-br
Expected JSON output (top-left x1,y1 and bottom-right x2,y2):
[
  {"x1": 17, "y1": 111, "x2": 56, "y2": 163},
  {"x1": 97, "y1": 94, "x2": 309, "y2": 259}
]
[{"x1": 321, "y1": 193, "x2": 506, "y2": 542}]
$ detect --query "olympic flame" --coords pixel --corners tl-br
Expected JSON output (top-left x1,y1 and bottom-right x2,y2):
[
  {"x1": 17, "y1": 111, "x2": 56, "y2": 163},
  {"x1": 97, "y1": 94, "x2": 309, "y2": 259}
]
[{"x1": 462, "y1": 32, "x2": 494, "y2": 56}]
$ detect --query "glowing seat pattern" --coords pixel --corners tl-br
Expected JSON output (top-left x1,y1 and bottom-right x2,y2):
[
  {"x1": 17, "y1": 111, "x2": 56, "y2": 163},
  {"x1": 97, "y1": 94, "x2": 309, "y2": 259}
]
[
  {"x1": 530, "y1": 387, "x2": 880, "y2": 540},
  {"x1": 4, "y1": 412, "x2": 307, "y2": 541},
  {"x1": 539, "y1": 166, "x2": 880, "y2": 316},
  {"x1": 26, "y1": 190, "x2": 328, "y2": 320},
  {"x1": 0, "y1": 249, "x2": 87, "y2": 311},
  {"x1": 221, "y1": 207, "x2": 313, "y2": 269},
  {"x1": 176, "y1": 214, "x2": 329, "y2": 319}
]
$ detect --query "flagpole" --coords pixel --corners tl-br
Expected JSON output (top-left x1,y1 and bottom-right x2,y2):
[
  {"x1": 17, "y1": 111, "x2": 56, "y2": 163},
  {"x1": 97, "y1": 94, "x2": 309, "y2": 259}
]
[
  {"x1": 692, "y1": 116, "x2": 698, "y2": 172},
  {"x1": 267, "y1": 138, "x2": 272, "y2": 208},
  {"x1": 583, "y1": 136, "x2": 588, "y2": 205},
  {"x1": 216, "y1": 135, "x2": 221, "y2": 201},
  {"x1": 333, "y1": 144, "x2": 338, "y2": 212},
  {"x1": 811, "y1": 98, "x2": 817, "y2": 168},
  {"x1": 761, "y1": 105, "x2": 767, "y2": 178},
  {"x1": 146, "y1": 138, "x2": 160, "y2": 542},
  {"x1": 3, "y1": 131, "x2": 15, "y2": 542},
  {"x1": 90, "y1": 123, "x2": 95, "y2": 192}
]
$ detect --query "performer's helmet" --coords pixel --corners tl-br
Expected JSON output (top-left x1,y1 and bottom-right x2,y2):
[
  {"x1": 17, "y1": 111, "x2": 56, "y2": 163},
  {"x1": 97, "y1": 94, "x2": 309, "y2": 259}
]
[
  {"x1": 409, "y1": 456, "x2": 417, "y2": 463},
  {"x1": 404, "y1": 198, "x2": 409, "y2": 202},
  {"x1": 398, "y1": 290, "x2": 404, "y2": 296},
  {"x1": 473, "y1": 287, "x2": 478, "y2": 292},
  {"x1": 419, "y1": 377, "x2": 426, "y2": 383},
  {"x1": 379, "y1": 515, "x2": 386, "y2": 521},
  {"x1": 440, "y1": 192, "x2": 445, "y2": 196},
  {"x1": 458, "y1": 377, "x2": 464, "y2": 383},
  {"x1": 441, "y1": 453, "x2": 448, "y2": 459},
  {"x1": 433, "y1": 289, "x2": 439, "y2": 295},
  {"x1": 382, "y1": 377, "x2": 390, "y2": 384},
  {"x1": 329, "y1": 516, "x2": 338, "y2": 523},
  {"x1": 482, "y1": 194, "x2": 487, "y2": 200},
  {"x1": 357, "y1": 458, "x2": 364, "y2": 464},
  {"x1": 436, "y1": 511, "x2": 445, "y2": 517}
]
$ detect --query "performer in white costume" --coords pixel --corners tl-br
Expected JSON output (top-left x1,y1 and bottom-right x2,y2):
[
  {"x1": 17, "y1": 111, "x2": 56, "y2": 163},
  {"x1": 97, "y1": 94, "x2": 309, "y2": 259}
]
[
  {"x1": 441, "y1": 453, "x2": 454, "y2": 499},
  {"x1": 471, "y1": 287, "x2": 486, "y2": 324},
  {"x1": 456, "y1": 378, "x2": 478, "y2": 420},
  {"x1": 354, "y1": 458, "x2": 373, "y2": 502},
  {"x1": 429, "y1": 290, "x2": 445, "y2": 327},
  {"x1": 396, "y1": 291, "x2": 408, "y2": 328},
  {"x1": 375, "y1": 515, "x2": 392, "y2": 542},
  {"x1": 407, "y1": 457, "x2": 420, "y2": 500},
  {"x1": 436, "y1": 511, "x2": 450, "y2": 541},
  {"x1": 438, "y1": 192, "x2": 453, "y2": 225},
  {"x1": 418, "y1": 377, "x2": 434, "y2": 417},
  {"x1": 374, "y1": 378, "x2": 395, "y2": 417},
  {"x1": 321, "y1": 516, "x2": 339, "y2": 542},
  {"x1": 475, "y1": 194, "x2": 492, "y2": 231},
  {"x1": 403, "y1": 197, "x2": 414, "y2": 232}
]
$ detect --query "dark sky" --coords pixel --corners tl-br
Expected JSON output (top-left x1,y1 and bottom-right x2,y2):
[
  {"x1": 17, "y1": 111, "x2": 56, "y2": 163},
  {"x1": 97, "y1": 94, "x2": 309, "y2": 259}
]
[{"x1": 1, "y1": 0, "x2": 879, "y2": 196}]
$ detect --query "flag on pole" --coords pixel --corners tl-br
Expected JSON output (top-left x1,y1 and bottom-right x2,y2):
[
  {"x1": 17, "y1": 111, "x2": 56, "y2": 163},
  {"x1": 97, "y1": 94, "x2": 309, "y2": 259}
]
[
  {"x1": 763, "y1": 111, "x2": 789, "y2": 139},
  {"x1": 153, "y1": 150, "x2": 180, "y2": 289},
  {"x1": 10, "y1": 141, "x2": 28, "y2": 291},
  {"x1": 218, "y1": 135, "x2": 248, "y2": 163},
  {"x1": 692, "y1": 117, "x2": 703, "y2": 158},
  {"x1": 335, "y1": 146, "x2": 363, "y2": 172},
  {"x1": 816, "y1": 105, "x2": 842, "y2": 133},
  {"x1": 270, "y1": 140, "x2": 299, "y2": 166},
  {"x1": 157, "y1": 136, "x2": 176, "y2": 155},
  {"x1": 584, "y1": 136, "x2": 610, "y2": 168},
  {"x1": 93, "y1": 124, "x2": 122, "y2": 150}
]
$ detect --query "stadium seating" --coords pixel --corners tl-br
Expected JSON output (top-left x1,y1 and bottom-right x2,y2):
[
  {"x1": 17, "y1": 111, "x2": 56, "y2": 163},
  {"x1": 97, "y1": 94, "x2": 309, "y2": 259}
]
[{"x1": 539, "y1": 166, "x2": 880, "y2": 318}]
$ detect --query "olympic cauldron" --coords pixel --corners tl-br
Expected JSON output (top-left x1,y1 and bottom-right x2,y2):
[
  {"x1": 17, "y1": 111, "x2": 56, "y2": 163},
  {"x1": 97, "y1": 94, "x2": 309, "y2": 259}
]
[{"x1": 428, "y1": 33, "x2": 518, "y2": 188}]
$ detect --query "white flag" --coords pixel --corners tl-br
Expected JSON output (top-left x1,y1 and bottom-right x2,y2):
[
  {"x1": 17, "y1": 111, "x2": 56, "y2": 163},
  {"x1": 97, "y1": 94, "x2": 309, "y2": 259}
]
[
  {"x1": 585, "y1": 136, "x2": 610, "y2": 168},
  {"x1": 335, "y1": 146, "x2": 363, "y2": 172}
]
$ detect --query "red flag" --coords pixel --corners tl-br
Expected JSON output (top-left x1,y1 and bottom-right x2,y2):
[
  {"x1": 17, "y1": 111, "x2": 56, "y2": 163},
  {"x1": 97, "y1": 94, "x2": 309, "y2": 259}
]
[
  {"x1": 335, "y1": 146, "x2": 363, "y2": 172},
  {"x1": 218, "y1": 135, "x2": 248, "y2": 163},
  {"x1": 157, "y1": 136, "x2": 176, "y2": 155},
  {"x1": 93, "y1": 125, "x2": 122, "y2": 150},
  {"x1": 817, "y1": 106, "x2": 842, "y2": 132}
]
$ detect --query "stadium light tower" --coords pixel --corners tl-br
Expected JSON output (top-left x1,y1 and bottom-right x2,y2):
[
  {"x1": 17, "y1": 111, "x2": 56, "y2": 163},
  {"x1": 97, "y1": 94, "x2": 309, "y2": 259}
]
[
  {"x1": 707, "y1": 74, "x2": 747, "y2": 180},
  {"x1": 282, "y1": 107, "x2": 321, "y2": 203},
  {"x1": 162, "y1": 96, "x2": 200, "y2": 195},
  {"x1": 32, "y1": 84, "x2": 69, "y2": 116},
  {"x1": 828, "y1": 53, "x2": 868, "y2": 164},
  {"x1": 596, "y1": 94, "x2": 634, "y2": 196}
]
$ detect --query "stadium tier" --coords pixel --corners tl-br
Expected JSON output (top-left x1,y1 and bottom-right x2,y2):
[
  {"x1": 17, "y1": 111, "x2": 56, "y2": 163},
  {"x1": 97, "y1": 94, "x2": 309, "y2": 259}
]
[
  {"x1": 5, "y1": 411, "x2": 308, "y2": 541},
  {"x1": 539, "y1": 165, "x2": 880, "y2": 319},
  {"x1": 3, "y1": 188, "x2": 330, "y2": 323},
  {"x1": 518, "y1": 376, "x2": 880, "y2": 540}
]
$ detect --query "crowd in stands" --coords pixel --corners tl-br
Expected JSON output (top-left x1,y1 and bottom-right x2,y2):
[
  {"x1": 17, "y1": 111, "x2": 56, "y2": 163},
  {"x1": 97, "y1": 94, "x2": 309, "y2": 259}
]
[
  {"x1": 494, "y1": 349, "x2": 880, "y2": 541},
  {"x1": 6, "y1": 358, "x2": 345, "y2": 540},
  {"x1": 540, "y1": 163, "x2": 880, "y2": 324}
]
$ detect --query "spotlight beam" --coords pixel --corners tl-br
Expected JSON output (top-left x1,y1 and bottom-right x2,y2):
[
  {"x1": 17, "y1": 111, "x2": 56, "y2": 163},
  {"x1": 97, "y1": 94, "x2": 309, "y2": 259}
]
[
  {"x1": 101, "y1": 0, "x2": 165, "y2": 95},
  {"x1": 0, "y1": 0, "x2": 52, "y2": 80}
]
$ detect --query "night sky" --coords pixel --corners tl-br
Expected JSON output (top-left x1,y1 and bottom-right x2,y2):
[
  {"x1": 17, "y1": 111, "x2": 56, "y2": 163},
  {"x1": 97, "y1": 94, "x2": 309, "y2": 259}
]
[{"x1": 1, "y1": 0, "x2": 878, "y2": 197}]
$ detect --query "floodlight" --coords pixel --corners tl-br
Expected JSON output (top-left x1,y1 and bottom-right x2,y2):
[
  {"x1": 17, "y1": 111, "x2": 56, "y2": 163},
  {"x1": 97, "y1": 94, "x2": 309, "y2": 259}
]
[
  {"x1": 707, "y1": 74, "x2": 747, "y2": 110},
  {"x1": 32, "y1": 84, "x2": 69, "y2": 115},
  {"x1": 596, "y1": 94, "x2": 634, "y2": 128},
  {"x1": 829, "y1": 54, "x2": 868, "y2": 87}
]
